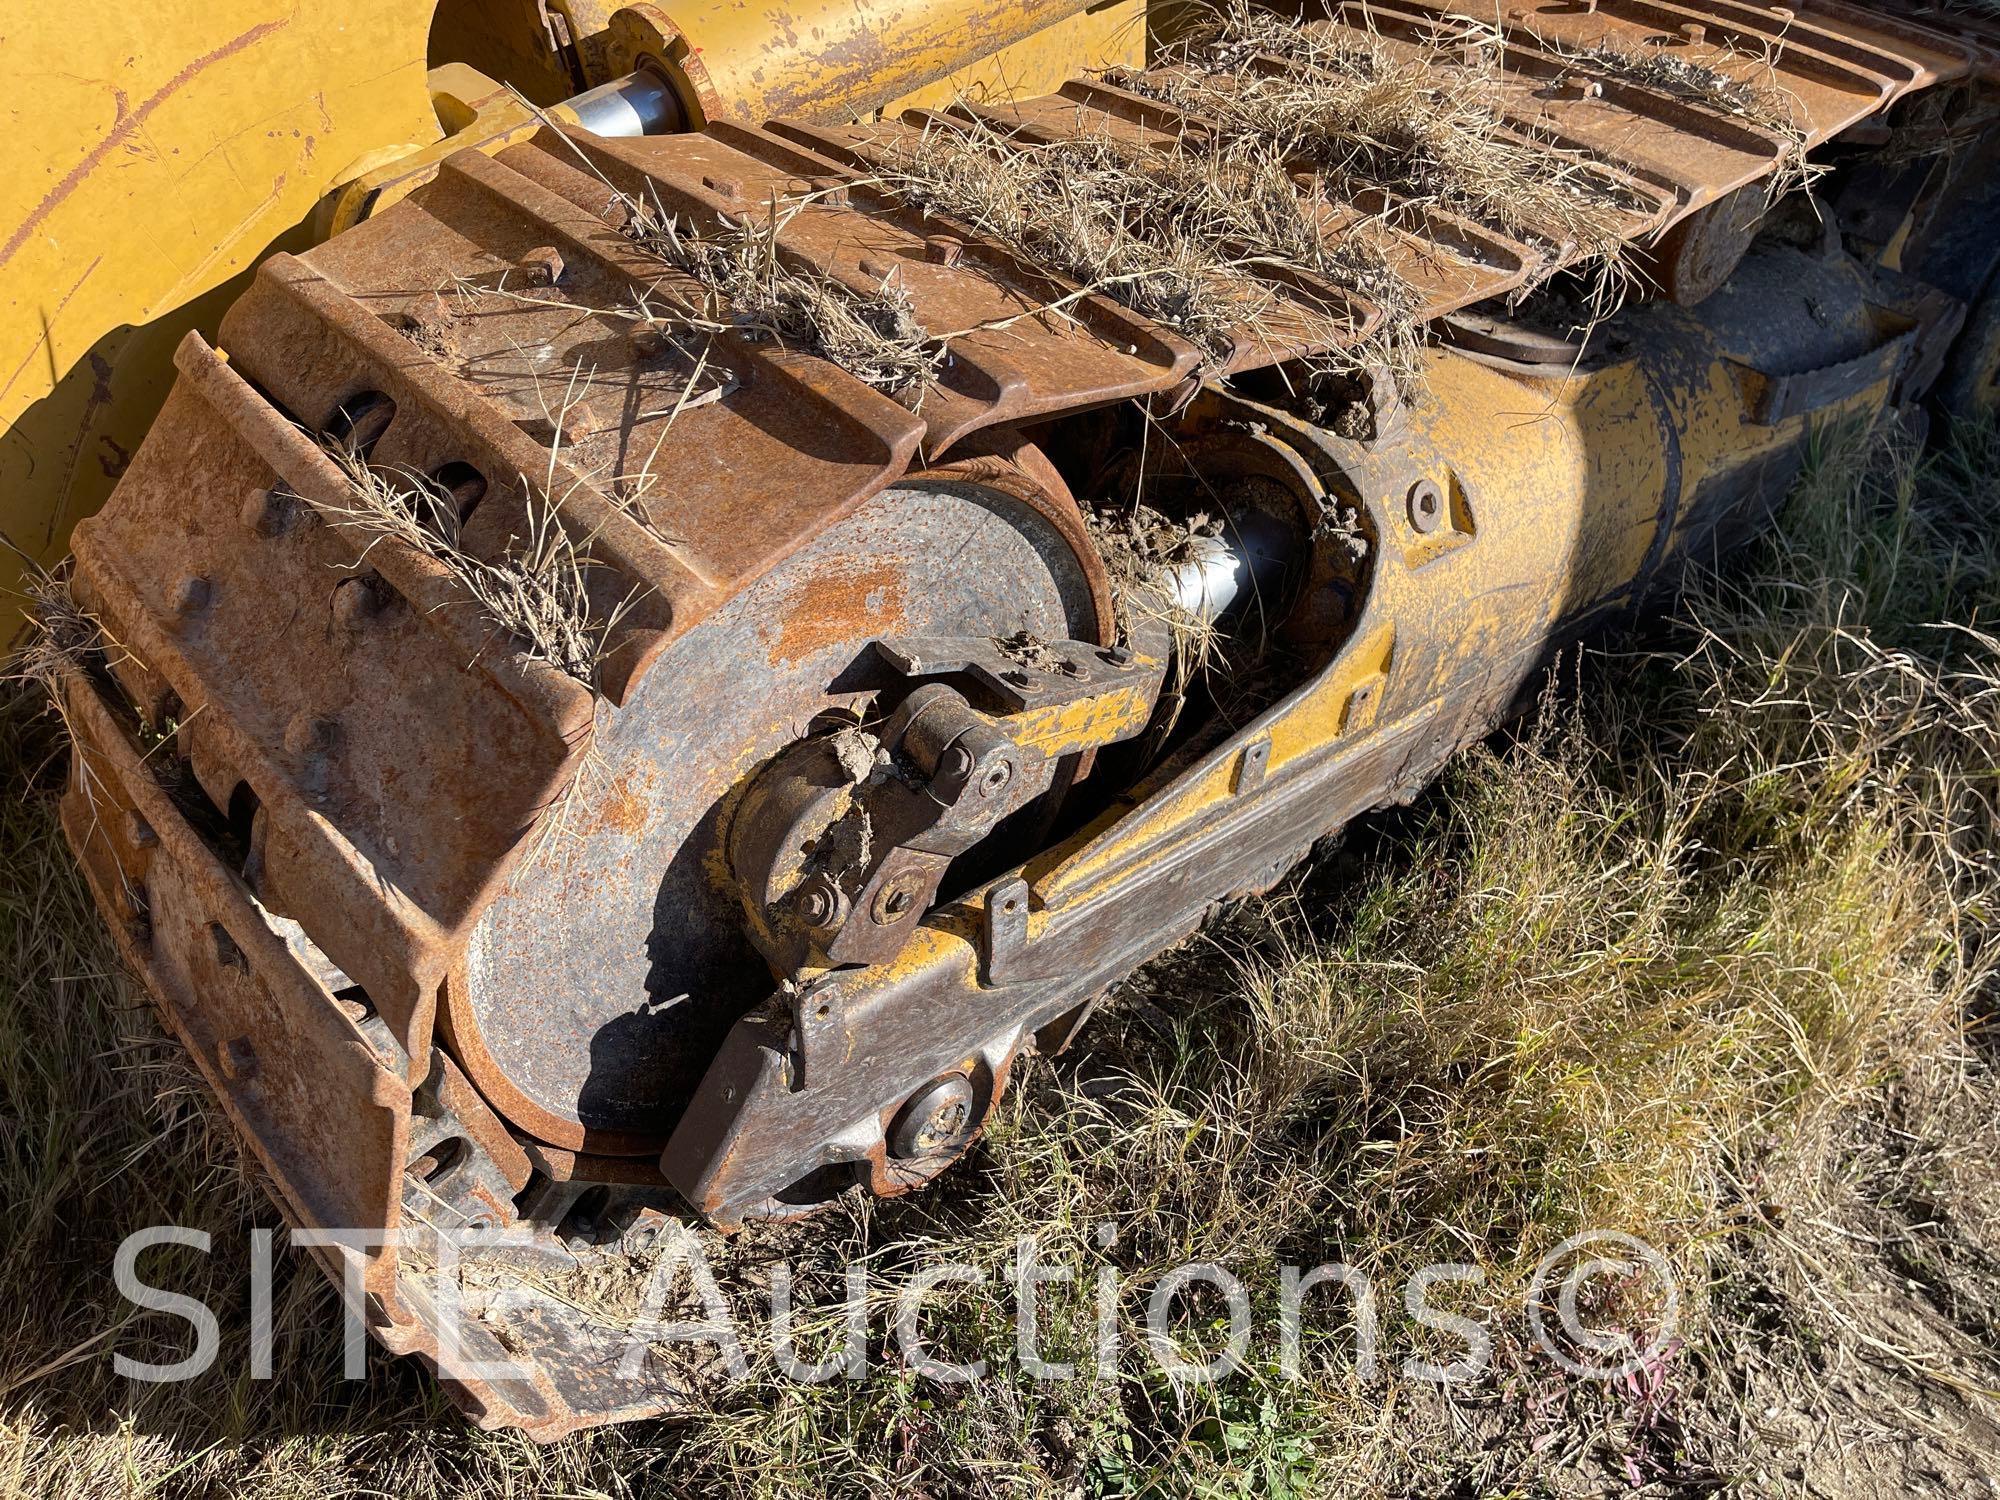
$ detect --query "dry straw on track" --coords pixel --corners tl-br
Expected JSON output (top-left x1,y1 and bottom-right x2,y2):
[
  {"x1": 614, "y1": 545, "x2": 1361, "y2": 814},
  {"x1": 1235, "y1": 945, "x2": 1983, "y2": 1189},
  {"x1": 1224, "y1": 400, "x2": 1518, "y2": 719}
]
[
  {"x1": 1550, "y1": 40, "x2": 1816, "y2": 196},
  {"x1": 874, "y1": 118, "x2": 1418, "y2": 377},
  {"x1": 628, "y1": 204, "x2": 946, "y2": 398},
  {"x1": 319, "y1": 443, "x2": 636, "y2": 689},
  {"x1": 1563, "y1": 44, "x2": 1785, "y2": 122},
  {"x1": 517, "y1": 95, "x2": 948, "y2": 401},
  {"x1": 1125, "y1": 4, "x2": 1642, "y2": 278},
  {"x1": 868, "y1": 0, "x2": 1654, "y2": 381},
  {"x1": 6, "y1": 572, "x2": 100, "y2": 705}
]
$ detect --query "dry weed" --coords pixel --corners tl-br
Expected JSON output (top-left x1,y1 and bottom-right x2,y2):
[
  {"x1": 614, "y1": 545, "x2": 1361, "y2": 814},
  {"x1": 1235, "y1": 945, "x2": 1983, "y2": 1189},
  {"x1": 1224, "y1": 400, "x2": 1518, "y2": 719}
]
[
  {"x1": 1086, "y1": 500, "x2": 1230, "y2": 681},
  {"x1": 4, "y1": 571, "x2": 99, "y2": 706},
  {"x1": 319, "y1": 442, "x2": 638, "y2": 688},
  {"x1": 1128, "y1": 1, "x2": 1642, "y2": 307},
  {"x1": 875, "y1": 116, "x2": 1413, "y2": 374},
  {"x1": 1549, "y1": 40, "x2": 1817, "y2": 198},
  {"x1": 627, "y1": 204, "x2": 946, "y2": 398},
  {"x1": 513, "y1": 92, "x2": 946, "y2": 399}
]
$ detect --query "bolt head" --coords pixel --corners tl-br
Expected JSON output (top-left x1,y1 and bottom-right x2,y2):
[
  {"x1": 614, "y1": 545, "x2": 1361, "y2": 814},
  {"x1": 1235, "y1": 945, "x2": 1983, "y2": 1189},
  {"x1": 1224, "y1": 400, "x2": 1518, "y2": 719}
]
[
  {"x1": 1406, "y1": 480, "x2": 1446, "y2": 535},
  {"x1": 332, "y1": 577, "x2": 373, "y2": 628},
  {"x1": 795, "y1": 874, "x2": 847, "y2": 929},
  {"x1": 938, "y1": 743, "x2": 977, "y2": 783},
  {"x1": 629, "y1": 321, "x2": 672, "y2": 359},
  {"x1": 241, "y1": 487, "x2": 289, "y2": 537},
  {"x1": 869, "y1": 873, "x2": 925, "y2": 925},
  {"x1": 888, "y1": 1073, "x2": 977, "y2": 1159},
  {"x1": 284, "y1": 713, "x2": 336, "y2": 757},
  {"x1": 523, "y1": 245, "x2": 564, "y2": 286},
  {"x1": 978, "y1": 757, "x2": 1015, "y2": 799}
]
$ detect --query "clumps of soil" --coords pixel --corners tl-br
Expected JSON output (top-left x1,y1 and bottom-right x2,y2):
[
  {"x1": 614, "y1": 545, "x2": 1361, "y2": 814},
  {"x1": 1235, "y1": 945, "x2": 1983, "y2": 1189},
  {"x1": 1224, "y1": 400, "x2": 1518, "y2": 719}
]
[
  {"x1": 992, "y1": 630, "x2": 1085, "y2": 678},
  {"x1": 826, "y1": 725, "x2": 880, "y2": 785},
  {"x1": 1086, "y1": 502, "x2": 1231, "y2": 683},
  {"x1": 393, "y1": 296, "x2": 465, "y2": 367},
  {"x1": 432, "y1": 1224, "x2": 693, "y2": 1328},
  {"x1": 625, "y1": 200, "x2": 946, "y2": 399},
  {"x1": 1129, "y1": 2, "x2": 1642, "y2": 283},
  {"x1": 319, "y1": 441, "x2": 637, "y2": 688}
]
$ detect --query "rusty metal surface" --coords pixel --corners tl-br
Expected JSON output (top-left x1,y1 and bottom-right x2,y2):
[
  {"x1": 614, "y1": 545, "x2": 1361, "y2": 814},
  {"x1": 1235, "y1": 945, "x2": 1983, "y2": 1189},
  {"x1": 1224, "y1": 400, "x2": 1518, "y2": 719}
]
[
  {"x1": 447, "y1": 458, "x2": 1107, "y2": 1153},
  {"x1": 664, "y1": 235, "x2": 1925, "y2": 1223},
  {"x1": 768, "y1": 0, "x2": 1981, "y2": 367},
  {"x1": 70, "y1": 341, "x2": 601, "y2": 1079},
  {"x1": 59, "y1": 665, "x2": 414, "y2": 1296},
  {"x1": 525, "y1": 121, "x2": 1204, "y2": 448},
  {"x1": 51, "y1": 0, "x2": 1992, "y2": 1436},
  {"x1": 245, "y1": 145, "x2": 921, "y2": 675}
]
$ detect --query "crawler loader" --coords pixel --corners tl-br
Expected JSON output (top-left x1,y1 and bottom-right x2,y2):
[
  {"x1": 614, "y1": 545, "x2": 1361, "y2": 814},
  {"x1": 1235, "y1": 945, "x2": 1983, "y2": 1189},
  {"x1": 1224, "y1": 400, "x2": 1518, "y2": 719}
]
[{"x1": 12, "y1": 0, "x2": 2000, "y2": 1435}]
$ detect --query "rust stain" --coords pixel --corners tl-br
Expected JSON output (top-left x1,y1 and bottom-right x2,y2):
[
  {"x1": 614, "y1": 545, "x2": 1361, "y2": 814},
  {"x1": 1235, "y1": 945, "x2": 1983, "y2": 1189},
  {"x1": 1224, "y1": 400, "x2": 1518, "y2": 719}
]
[
  {"x1": 1, "y1": 20, "x2": 289, "y2": 272},
  {"x1": 592, "y1": 769, "x2": 653, "y2": 837},
  {"x1": 768, "y1": 564, "x2": 907, "y2": 665}
]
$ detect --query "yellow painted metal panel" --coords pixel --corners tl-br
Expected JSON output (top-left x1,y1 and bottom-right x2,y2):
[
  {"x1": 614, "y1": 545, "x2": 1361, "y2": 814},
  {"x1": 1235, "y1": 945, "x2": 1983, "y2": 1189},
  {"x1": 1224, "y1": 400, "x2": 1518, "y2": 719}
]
[
  {"x1": 883, "y1": 0, "x2": 1147, "y2": 115},
  {"x1": 0, "y1": 2, "x2": 442, "y2": 637},
  {"x1": 608, "y1": 0, "x2": 1112, "y2": 126}
]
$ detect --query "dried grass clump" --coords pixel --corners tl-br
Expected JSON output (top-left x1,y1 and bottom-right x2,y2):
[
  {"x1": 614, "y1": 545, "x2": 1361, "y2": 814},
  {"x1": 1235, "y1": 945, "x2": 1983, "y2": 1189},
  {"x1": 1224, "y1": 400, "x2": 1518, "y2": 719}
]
[
  {"x1": 1553, "y1": 42, "x2": 1815, "y2": 196},
  {"x1": 1567, "y1": 45, "x2": 1777, "y2": 121},
  {"x1": 320, "y1": 445, "x2": 633, "y2": 687},
  {"x1": 5, "y1": 573, "x2": 100, "y2": 705},
  {"x1": 514, "y1": 99, "x2": 945, "y2": 399},
  {"x1": 1122, "y1": 3, "x2": 1641, "y2": 312},
  {"x1": 877, "y1": 119, "x2": 1416, "y2": 376},
  {"x1": 626, "y1": 201, "x2": 945, "y2": 398}
]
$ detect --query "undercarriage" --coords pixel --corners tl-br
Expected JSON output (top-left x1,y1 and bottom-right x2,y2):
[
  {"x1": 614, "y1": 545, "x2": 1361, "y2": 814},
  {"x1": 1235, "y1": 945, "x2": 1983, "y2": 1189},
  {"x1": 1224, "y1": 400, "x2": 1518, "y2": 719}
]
[{"x1": 34, "y1": 0, "x2": 2000, "y2": 1435}]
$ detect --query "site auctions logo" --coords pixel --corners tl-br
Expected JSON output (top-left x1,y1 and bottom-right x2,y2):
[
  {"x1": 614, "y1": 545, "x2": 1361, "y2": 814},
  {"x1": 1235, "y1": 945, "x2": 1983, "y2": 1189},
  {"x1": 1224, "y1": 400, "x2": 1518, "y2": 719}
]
[{"x1": 109, "y1": 1224, "x2": 1678, "y2": 1386}]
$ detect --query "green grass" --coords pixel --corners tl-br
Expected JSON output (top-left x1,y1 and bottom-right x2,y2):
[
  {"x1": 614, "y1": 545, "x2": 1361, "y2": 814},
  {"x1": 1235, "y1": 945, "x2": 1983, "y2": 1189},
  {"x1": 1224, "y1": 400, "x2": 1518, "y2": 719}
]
[{"x1": 4, "y1": 416, "x2": 2000, "y2": 1496}]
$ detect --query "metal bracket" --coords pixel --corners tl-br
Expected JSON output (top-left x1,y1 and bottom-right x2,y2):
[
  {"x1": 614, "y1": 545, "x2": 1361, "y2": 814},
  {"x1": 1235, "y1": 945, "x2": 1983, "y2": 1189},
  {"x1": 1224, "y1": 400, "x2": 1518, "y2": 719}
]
[
  {"x1": 729, "y1": 684, "x2": 1030, "y2": 974},
  {"x1": 1728, "y1": 321, "x2": 1921, "y2": 426},
  {"x1": 875, "y1": 632, "x2": 1168, "y2": 761},
  {"x1": 876, "y1": 632, "x2": 1150, "y2": 713},
  {"x1": 981, "y1": 876, "x2": 1029, "y2": 986},
  {"x1": 1232, "y1": 736, "x2": 1271, "y2": 793}
]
